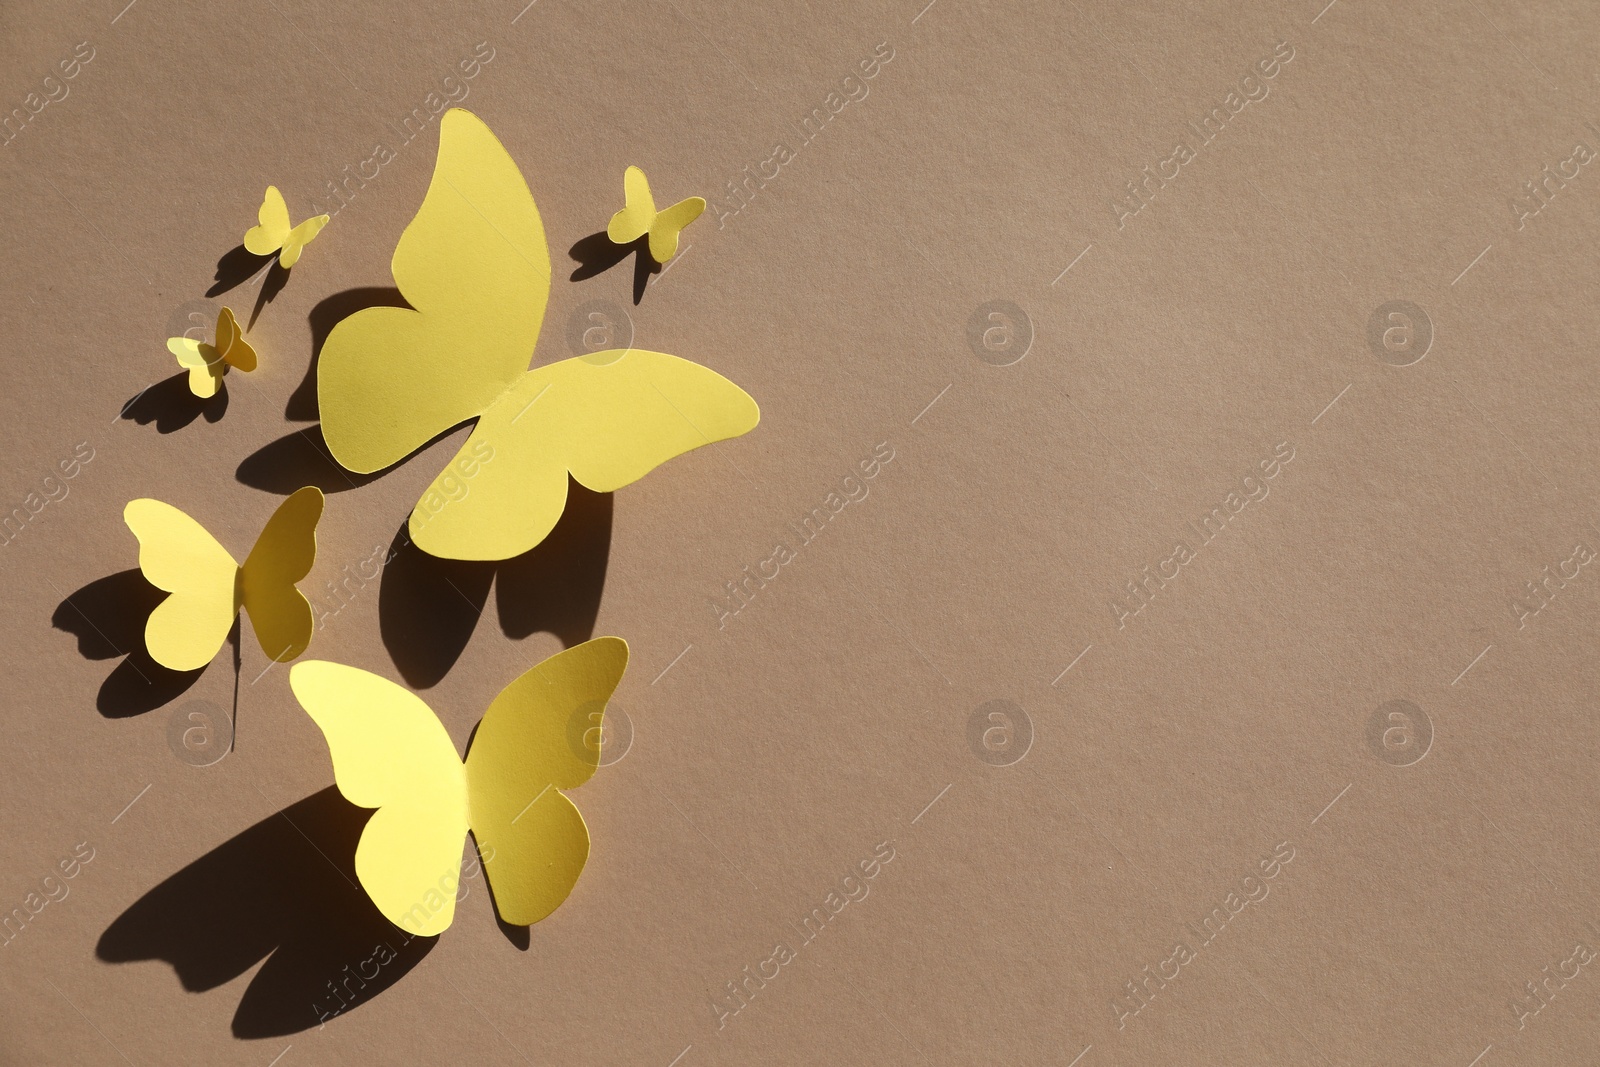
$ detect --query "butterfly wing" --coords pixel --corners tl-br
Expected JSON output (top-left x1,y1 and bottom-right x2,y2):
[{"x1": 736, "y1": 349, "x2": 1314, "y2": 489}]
[
  {"x1": 167, "y1": 337, "x2": 222, "y2": 398},
  {"x1": 277, "y1": 214, "x2": 329, "y2": 269},
  {"x1": 606, "y1": 165, "x2": 657, "y2": 246},
  {"x1": 647, "y1": 196, "x2": 705, "y2": 263},
  {"x1": 216, "y1": 307, "x2": 257, "y2": 372},
  {"x1": 408, "y1": 349, "x2": 760, "y2": 560},
  {"x1": 291, "y1": 661, "x2": 470, "y2": 936},
  {"x1": 464, "y1": 637, "x2": 628, "y2": 926},
  {"x1": 318, "y1": 108, "x2": 548, "y2": 474},
  {"x1": 240, "y1": 487, "x2": 324, "y2": 662},
  {"x1": 243, "y1": 186, "x2": 292, "y2": 256},
  {"x1": 124, "y1": 500, "x2": 240, "y2": 671}
]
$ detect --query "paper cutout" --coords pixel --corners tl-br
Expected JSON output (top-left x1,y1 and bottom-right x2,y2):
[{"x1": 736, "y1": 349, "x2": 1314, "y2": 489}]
[
  {"x1": 243, "y1": 186, "x2": 329, "y2": 269},
  {"x1": 124, "y1": 486, "x2": 324, "y2": 671},
  {"x1": 166, "y1": 306, "x2": 256, "y2": 399},
  {"x1": 318, "y1": 109, "x2": 759, "y2": 561},
  {"x1": 606, "y1": 165, "x2": 706, "y2": 264},
  {"x1": 290, "y1": 636, "x2": 628, "y2": 934}
]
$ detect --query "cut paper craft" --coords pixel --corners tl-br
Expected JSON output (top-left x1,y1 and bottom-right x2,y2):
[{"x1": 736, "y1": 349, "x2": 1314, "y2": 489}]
[
  {"x1": 290, "y1": 637, "x2": 628, "y2": 934},
  {"x1": 166, "y1": 306, "x2": 256, "y2": 399},
  {"x1": 318, "y1": 109, "x2": 758, "y2": 561},
  {"x1": 125, "y1": 486, "x2": 324, "y2": 672},
  {"x1": 243, "y1": 185, "x2": 329, "y2": 269},
  {"x1": 606, "y1": 165, "x2": 706, "y2": 264}
]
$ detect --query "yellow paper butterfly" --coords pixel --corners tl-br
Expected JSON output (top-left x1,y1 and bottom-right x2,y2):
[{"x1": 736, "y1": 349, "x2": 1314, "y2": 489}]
[
  {"x1": 318, "y1": 109, "x2": 758, "y2": 561},
  {"x1": 124, "y1": 487, "x2": 324, "y2": 672},
  {"x1": 290, "y1": 637, "x2": 628, "y2": 935},
  {"x1": 243, "y1": 185, "x2": 329, "y2": 269},
  {"x1": 165, "y1": 306, "x2": 256, "y2": 399},
  {"x1": 607, "y1": 165, "x2": 705, "y2": 263}
]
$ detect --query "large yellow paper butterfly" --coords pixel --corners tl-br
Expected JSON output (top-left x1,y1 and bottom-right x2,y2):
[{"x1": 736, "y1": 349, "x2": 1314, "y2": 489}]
[
  {"x1": 317, "y1": 109, "x2": 758, "y2": 562},
  {"x1": 290, "y1": 637, "x2": 628, "y2": 935},
  {"x1": 124, "y1": 487, "x2": 324, "y2": 672},
  {"x1": 166, "y1": 306, "x2": 256, "y2": 399},
  {"x1": 606, "y1": 165, "x2": 706, "y2": 264},
  {"x1": 243, "y1": 185, "x2": 329, "y2": 269}
]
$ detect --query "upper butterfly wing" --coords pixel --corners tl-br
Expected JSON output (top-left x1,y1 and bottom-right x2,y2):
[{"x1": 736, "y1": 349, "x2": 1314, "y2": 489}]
[
  {"x1": 464, "y1": 637, "x2": 628, "y2": 926},
  {"x1": 606, "y1": 165, "x2": 656, "y2": 245},
  {"x1": 124, "y1": 500, "x2": 239, "y2": 671},
  {"x1": 278, "y1": 214, "x2": 328, "y2": 269},
  {"x1": 290, "y1": 661, "x2": 470, "y2": 935},
  {"x1": 240, "y1": 487, "x2": 324, "y2": 662},
  {"x1": 647, "y1": 196, "x2": 705, "y2": 263},
  {"x1": 318, "y1": 108, "x2": 549, "y2": 474},
  {"x1": 243, "y1": 186, "x2": 291, "y2": 255},
  {"x1": 408, "y1": 350, "x2": 760, "y2": 560}
]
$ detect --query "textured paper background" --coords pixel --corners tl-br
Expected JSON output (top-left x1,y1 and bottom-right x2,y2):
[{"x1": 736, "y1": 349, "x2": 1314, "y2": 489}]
[{"x1": 4, "y1": 0, "x2": 1600, "y2": 1063}]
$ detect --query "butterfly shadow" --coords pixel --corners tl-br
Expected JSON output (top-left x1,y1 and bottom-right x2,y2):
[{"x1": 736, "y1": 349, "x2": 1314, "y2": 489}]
[
  {"x1": 51, "y1": 569, "x2": 207, "y2": 717},
  {"x1": 234, "y1": 424, "x2": 389, "y2": 496},
  {"x1": 208, "y1": 244, "x2": 275, "y2": 298},
  {"x1": 97, "y1": 787, "x2": 439, "y2": 1038},
  {"x1": 378, "y1": 478, "x2": 613, "y2": 689},
  {"x1": 281, "y1": 286, "x2": 414, "y2": 423},
  {"x1": 568, "y1": 231, "x2": 660, "y2": 305},
  {"x1": 120, "y1": 372, "x2": 229, "y2": 433}
]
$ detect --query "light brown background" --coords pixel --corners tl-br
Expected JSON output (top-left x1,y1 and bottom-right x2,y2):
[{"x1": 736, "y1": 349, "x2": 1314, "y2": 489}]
[{"x1": 4, "y1": 0, "x2": 1600, "y2": 1063}]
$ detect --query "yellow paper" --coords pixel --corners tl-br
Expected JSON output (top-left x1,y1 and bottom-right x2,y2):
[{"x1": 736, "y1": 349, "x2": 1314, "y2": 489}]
[
  {"x1": 124, "y1": 486, "x2": 323, "y2": 671},
  {"x1": 318, "y1": 109, "x2": 757, "y2": 561},
  {"x1": 290, "y1": 637, "x2": 628, "y2": 934},
  {"x1": 166, "y1": 306, "x2": 256, "y2": 399},
  {"x1": 243, "y1": 185, "x2": 329, "y2": 269},
  {"x1": 606, "y1": 165, "x2": 706, "y2": 263}
]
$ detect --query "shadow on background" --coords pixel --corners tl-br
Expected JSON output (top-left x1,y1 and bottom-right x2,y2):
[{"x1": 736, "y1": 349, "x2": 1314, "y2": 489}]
[
  {"x1": 235, "y1": 424, "x2": 386, "y2": 496},
  {"x1": 378, "y1": 478, "x2": 613, "y2": 688},
  {"x1": 52, "y1": 570, "x2": 204, "y2": 716},
  {"x1": 97, "y1": 787, "x2": 438, "y2": 1038},
  {"x1": 208, "y1": 244, "x2": 274, "y2": 298},
  {"x1": 286, "y1": 287, "x2": 411, "y2": 422},
  {"x1": 568, "y1": 231, "x2": 659, "y2": 304},
  {"x1": 120, "y1": 373, "x2": 228, "y2": 433}
]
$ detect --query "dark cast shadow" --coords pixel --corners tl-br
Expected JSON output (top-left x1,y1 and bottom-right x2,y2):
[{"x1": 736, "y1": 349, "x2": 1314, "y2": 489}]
[
  {"x1": 286, "y1": 287, "x2": 412, "y2": 422},
  {"x1": 97, "y1": 787, "x2": 439, "y2": 1038},
  {"x1": 568, "y1": 231, "x2": 660, "y2": 305},
  {"x1": 234, "y1": 424, "x2": 387, "y2": 496},
  {"x1": 51, "y1": 570, "x2": 205, "y2": 717},
  {"x1": 208, "y1": 244, "x2": 275, "y2": 298},
  {"x1": 246, "y1": 261, "x2": 291, "y2": 331},
  {"x1": 120, "y1": 373, "x2": 228, "y2": 433},
  {"x1": 378, "y1": 478, "x2": 613, "y2": 688}
]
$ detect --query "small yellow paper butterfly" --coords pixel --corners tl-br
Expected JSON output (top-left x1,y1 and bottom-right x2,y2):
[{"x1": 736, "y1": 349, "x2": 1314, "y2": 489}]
[
  {"x1": 606, "y1": 165, "x2": 705, "y2": 264},
  {"x1": 290, "y1": 637, "x2": 628, "y2": 935},
  {"x1": 243, "y1": 185, "x2": 329, "y2": 269},
  {"x1": 319, "y1": 110, "x2": 758, "y2": 562},
  {"x1": 124, "y1": 487, "x2": 324, "y2": 672},
  {"x1": 166, "y1": 306, "x2": 256, "y2": 399}
]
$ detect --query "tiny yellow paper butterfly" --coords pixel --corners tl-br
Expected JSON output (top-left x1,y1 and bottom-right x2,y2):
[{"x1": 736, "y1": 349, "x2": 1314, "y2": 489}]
[
  {"x1": 166, "y1": 306, "x2": 255, "y2": 399},
  {"x1": 124, "y1": 487, "x2": 324, "y2": 672},
  {"x1": 291, "y1": 637, "x2": 628, "y2": 935},
  {"x1": 243, "y1": 185, "x2": 329, "y2": 269},
  {"x1": 606, "y1": 165, "x2": 705, "y2": 264}
]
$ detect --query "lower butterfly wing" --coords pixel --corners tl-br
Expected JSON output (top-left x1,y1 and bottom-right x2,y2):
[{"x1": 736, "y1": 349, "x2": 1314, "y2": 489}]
[
  {"x1": 168, "y1": 338, "x2": 223, "y2": 399},
  {"x1": 240, "y1": 487, "x2": 324, "y2": 662},
  {"x1": 606, "y1": 165, "x2": 657, "y2": 246},
  {"x1": 408, "y1": 350, "x2": 760, "y2": 560},
  {"x1": 464, "y1": 637, "x2": 628, "y2": 926},
  {"x1": 277, "y1": 214, "x2": 329, "y2": 269},
  {"x1": 647, "y1": 196, "x2": 705, "y2": 263},
  {"x1": 124, "y1": 499, "x2": 240, "y2": 671},
  {"x1": 318, "y1": 108, "x2": 547, "y2": 475},
  {"x1": 243, "y1": 186, "x2": 291, "y2": 256},
  {"x1": 290, "y1": 661, "x2": 471, "y2": 935}
]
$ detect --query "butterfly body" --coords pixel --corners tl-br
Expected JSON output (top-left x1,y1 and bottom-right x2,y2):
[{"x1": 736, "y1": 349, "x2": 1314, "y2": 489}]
[
  {"x1": 607, "y1": 165, "x2": 705, "y2": 263},
  {"x1": 318, "y1": 109, "x2": 758, "y2": 562},
  {"x1": 124, "y1": 487, "x2": 323, "y2": 671},
  {"x1": 166, "y1": 306, "x2": 255, "y2": 399},
  {"x1": 243, "y1": 185, "x2": 329, "y2": 268},
  {"x1": 291, "y1": 637, "x2": 628, "y2": 934}
]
